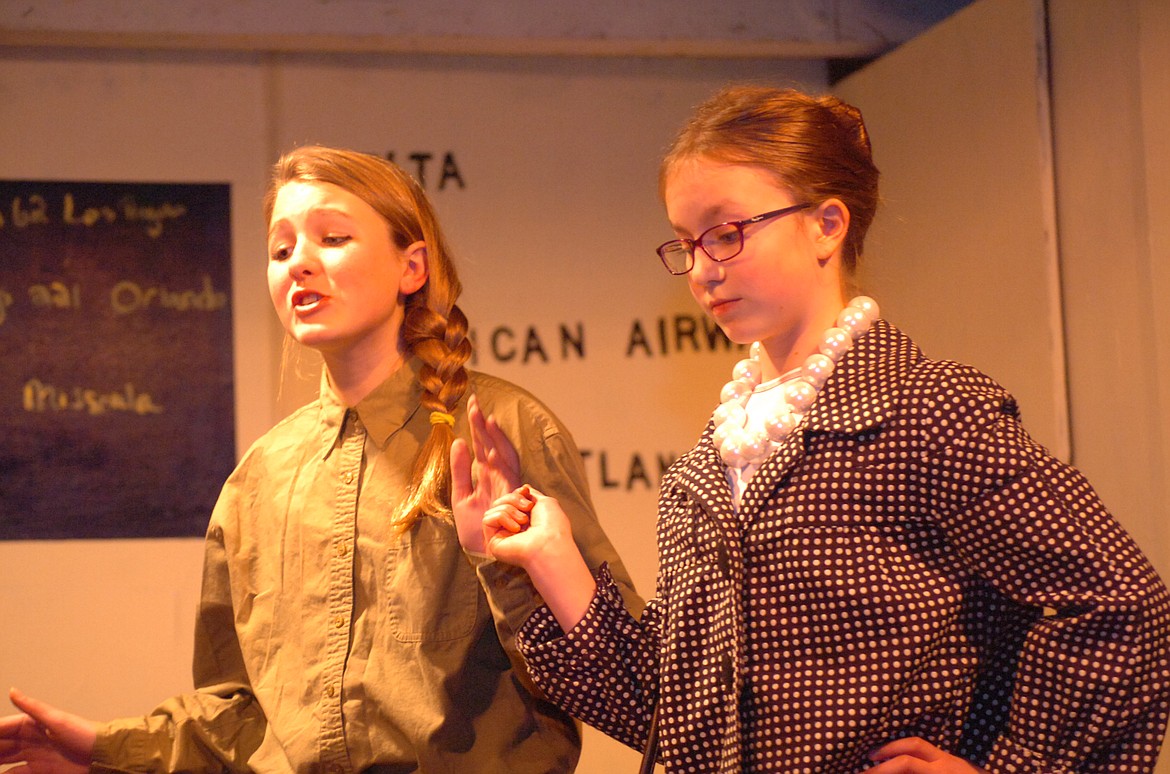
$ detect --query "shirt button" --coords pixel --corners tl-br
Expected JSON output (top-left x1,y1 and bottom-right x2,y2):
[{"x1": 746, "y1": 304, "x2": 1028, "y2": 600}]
[
  {"x1": 324, "y1": 685, "x2": 336, "y2": 698},
  {"x1": 333, "y1": 614, "x2": 346, "y2": 629},
  {"x1": 335, "y1": 542, "x2": 350, "y2": 557},
  {"x1": 342, "y1": 471, "x2": 355, "y2": 484}
]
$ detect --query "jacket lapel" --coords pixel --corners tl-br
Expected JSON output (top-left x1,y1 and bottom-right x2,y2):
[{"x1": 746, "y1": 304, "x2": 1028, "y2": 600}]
[
  {"x1": 671, "y1": 427, "x2": 740, "y2": 537},
  {"x1": 738, "y1": 320, "x2": 913, "y2": 519}
]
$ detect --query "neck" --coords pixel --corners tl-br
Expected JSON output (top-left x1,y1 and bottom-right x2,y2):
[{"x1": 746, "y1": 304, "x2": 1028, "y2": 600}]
[
  {"x1": 323, "y1": 340, "x2": 407, "y2": 406},
  {"x1": 758, "y1": 295, "x2": 847, "y2": 380}
]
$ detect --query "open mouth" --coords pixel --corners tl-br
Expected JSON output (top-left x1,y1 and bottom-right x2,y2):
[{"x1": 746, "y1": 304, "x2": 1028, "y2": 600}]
[{"x1": 292, "y1": 290, "x2": 324, "y2": 309}]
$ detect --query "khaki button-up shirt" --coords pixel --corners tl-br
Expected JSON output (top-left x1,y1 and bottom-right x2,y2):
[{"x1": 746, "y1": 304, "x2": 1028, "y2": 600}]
[{"x1": 92, "y1": 359, "x2": 640, "y2": 773}]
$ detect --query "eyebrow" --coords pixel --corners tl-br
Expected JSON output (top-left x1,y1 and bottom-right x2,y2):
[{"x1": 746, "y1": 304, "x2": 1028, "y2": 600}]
[
  {"x1": 267, "y1": 205, "x2": 356, "y2": 238},
  {"x1": 302, "y1": 204, "x2": 358, "y2": 223},
  {"x1": 669, "y1": 201, "x2": 745, "y2": 236}
]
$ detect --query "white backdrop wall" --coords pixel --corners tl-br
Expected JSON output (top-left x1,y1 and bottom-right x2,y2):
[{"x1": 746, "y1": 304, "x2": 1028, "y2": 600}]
[{"x1": 1046, "y1": 0, "x2": 1170, "y2": 586}]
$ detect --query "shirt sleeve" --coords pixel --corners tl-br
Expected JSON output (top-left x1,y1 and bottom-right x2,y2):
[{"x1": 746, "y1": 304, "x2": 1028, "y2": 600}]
[
  {"x1": 923, "y1": 366, "x2": 1170, "y2": 772},
  {"x1": 90, "y1": 474, "x2": 267, "y2": 773}
]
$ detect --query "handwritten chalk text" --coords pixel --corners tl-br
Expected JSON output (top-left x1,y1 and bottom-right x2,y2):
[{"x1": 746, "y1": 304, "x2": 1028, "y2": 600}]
[
  {"x1": 2, "y1": 192, "x2": 189, "y2": 238},
  {"x1": 110, "y1": 274, "x2": 227, "y2": 315},
  {"x1": 29, "y1": 281, "x2": 81, "y2": 309},
  {"x1": 22, "y1": 379, "x2": 164, "y2": 416},
  {"x1": 8, "y1": 194, "x2": 50, "y2": 228}
]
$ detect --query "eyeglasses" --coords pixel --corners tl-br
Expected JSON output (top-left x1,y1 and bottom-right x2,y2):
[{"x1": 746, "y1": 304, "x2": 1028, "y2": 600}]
[{"x1": 655, "y1": 203, "x2": 812, "y2": 275}]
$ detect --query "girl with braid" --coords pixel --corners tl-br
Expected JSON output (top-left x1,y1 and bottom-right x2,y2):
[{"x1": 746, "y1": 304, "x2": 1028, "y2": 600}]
[{"x1": 0, "y1": 145, "x2": 639, "y2": 773}]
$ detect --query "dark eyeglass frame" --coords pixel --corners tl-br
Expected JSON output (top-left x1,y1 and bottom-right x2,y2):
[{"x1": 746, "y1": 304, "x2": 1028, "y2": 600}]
[{"x1": 655, "y1": 202, "x2": 812, "y2": 275}]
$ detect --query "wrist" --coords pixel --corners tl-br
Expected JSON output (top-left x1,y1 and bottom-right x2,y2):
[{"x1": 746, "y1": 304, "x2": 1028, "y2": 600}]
[{"x1": 527, "y1": 539, "x2": 596, "y2": 632}]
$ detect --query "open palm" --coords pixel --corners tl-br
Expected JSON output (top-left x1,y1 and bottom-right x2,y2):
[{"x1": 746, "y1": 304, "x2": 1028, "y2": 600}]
[{"x1": 450, "y1": 394, "x2": 522, "y2": 554}]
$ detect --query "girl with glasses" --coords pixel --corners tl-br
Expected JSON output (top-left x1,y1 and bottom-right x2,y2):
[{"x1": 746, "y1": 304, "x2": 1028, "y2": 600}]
[
  {"x1": 0, "y1": 146, "x2": 639, "y2": 773},
  {"x1": 457, "y1": 86, "x2": 1170, "y2": 773}
]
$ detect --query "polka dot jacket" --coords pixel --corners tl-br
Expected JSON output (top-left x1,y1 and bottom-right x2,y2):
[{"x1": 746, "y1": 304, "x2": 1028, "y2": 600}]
[{"x1": 518, "y1": 320, "x2": 1170, "y2": 773}]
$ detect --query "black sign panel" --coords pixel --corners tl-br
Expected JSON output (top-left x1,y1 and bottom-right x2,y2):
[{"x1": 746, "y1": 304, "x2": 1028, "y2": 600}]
[{"x1": 0, "y1": 180, "x2": 235, "y2": 539}]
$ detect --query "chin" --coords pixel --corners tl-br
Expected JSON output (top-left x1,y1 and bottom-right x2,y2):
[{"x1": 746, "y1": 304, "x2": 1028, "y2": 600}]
[
  {"x1": 288, "y1": 327, "x2": 331, "y2": 350},
  {"x1": 714, "y1": 322, "x2": 758, "y2": 347}
]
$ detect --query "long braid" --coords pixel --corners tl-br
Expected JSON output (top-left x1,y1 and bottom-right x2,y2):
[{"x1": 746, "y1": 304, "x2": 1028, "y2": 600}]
[
  {"x1": 388, "y1": 182, "x2": 473, "y2": 532},
  {"x1": 390, "y1": 297, "x2": 472, "y2": 531}
]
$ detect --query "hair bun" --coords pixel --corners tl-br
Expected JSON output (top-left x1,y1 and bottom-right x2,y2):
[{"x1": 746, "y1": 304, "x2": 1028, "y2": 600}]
[{"x1": 818, "y1": 95, "x2": 872, "y2": 156}]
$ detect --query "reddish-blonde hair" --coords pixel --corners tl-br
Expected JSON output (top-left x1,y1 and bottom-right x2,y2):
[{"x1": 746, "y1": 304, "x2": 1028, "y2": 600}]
[
  {"x1": 661, "y1": 85, "x2": 880, "y2": 274},
  {"x1": 264, "y1": 145, "x2": 471, "y2": 531}
]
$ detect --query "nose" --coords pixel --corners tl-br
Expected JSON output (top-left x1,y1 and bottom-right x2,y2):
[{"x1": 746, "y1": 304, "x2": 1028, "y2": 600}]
[
  {"x1": 286, "y1": 239, "x2": 317, "y2": 279},
  {"x1": 687, "y1": 247, "x2": 724, "y2": 286}
]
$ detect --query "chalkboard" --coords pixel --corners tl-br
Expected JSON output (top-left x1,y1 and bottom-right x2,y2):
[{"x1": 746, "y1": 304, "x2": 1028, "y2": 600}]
[{"x1": 0, "y1": 181, "x2": 235, "y2": 539}]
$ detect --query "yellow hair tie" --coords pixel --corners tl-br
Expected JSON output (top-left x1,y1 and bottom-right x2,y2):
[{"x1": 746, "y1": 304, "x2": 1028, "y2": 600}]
[{"x1": 429, "y1": 411, "x2": 456, "y2": 427}]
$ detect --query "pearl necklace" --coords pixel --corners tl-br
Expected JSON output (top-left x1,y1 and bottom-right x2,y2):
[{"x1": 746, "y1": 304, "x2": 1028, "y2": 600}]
[{"x1": 712, "y1": 296, "x2": 879, "y2": 469}]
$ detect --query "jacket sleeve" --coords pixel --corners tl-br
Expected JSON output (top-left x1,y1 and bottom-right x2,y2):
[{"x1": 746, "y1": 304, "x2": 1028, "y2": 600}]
[
  {"x1": 516, "y1": 564, "x2": 662, "y2": 752},
  {"x1": 511, "y1": 437, "x2": 698, "y2": 753},
  {"x1": 922, "y1": 364, "x2": 1170, "y2": 772},
  {"x1": 90, "y1": 477, "x2": 266, "y2": 773}
]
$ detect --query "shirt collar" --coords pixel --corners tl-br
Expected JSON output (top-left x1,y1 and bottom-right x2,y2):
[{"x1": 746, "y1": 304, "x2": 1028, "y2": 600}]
[{"x1": 317, "y1": 358, "x2": 425, "y2": 454}]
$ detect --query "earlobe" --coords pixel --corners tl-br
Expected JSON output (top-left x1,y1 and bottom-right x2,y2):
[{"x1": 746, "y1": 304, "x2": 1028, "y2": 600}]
[{"x1": 399, "y1": 240, "x2": 430, "y2": 295}]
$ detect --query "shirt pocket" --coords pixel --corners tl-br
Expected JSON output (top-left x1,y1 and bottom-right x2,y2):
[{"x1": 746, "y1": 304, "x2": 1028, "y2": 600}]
[{"x1": 385, "y1": 517, "x2": 481, "y2": 642}]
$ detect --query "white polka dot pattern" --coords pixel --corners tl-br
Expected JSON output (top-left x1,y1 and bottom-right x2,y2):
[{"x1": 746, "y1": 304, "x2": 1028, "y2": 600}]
[{"x1": 518, "y1": 321, "x2": 1170, "y2": 773}]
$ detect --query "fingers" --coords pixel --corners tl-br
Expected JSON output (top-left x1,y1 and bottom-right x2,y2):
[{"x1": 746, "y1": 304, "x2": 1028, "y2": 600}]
[
  {"x1": 483, "y1": 487, "x2": 547, "y2": 548},
  {"x1": 0, "y1": 704, "x2": 31, "y2": 740},
  {"x1": 468, "y1": 394, "x2": 489, "y2": 465},
  {"x1": 0, "y1": 709, "x2": 43, "y2": 746},
  {"x1": 517, "y1": 484, "x2": 545, "y2": 501},
  {"x1": 5, "y1": 689, "x2": 97, "y2": 768},
  {"x1": 482, "y1": 412, "x2": 519, "y2": 470},
  {"x1": 465, "y1": 394, "x2": 522, "y2": 490},
  {"x1": 467, "y1": 395, "x2": 503, "y2": 470},
  {"x1": 493, "y1": 486, "x2": 536, "y2": 509},
  {"x1": 865, "y1": 738, "x2": 986, "y2": 774},
  {"x1": 871, "y1": 737, "x2": 941, "y2": 762},
  {"x1": 450, "y1": 437, "x2": 472, "y2": 502},
  {"x1": 470, "y1": 395, "x2": 520, "y2": 478},
  {"x1": 8, "y1": 690, "x2": 52, "y2": 731},
  {"x1": 0, "y1": 690, "x2": 55, "y2": 764},
  {"x1": 485, "y1": 503, "x2": 530, "y2": 534}
]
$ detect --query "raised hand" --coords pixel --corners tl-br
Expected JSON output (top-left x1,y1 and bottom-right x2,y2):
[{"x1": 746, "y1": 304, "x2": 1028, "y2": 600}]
[
  {"x1": 450, "y1": 393, "x2": 522, "y2": 554},
  {"x1": 484, "y1": 486, "x2": 557, "y2": 563},
  {"x1": 0, "y1": 688, "x2": 96, "y2": 774},
  {"x1": 865, "y1": 737, "x2": 988, "y2": 774},
  {"x1": 483, "y1": 486, "x2": 597, "y2": 633}
]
